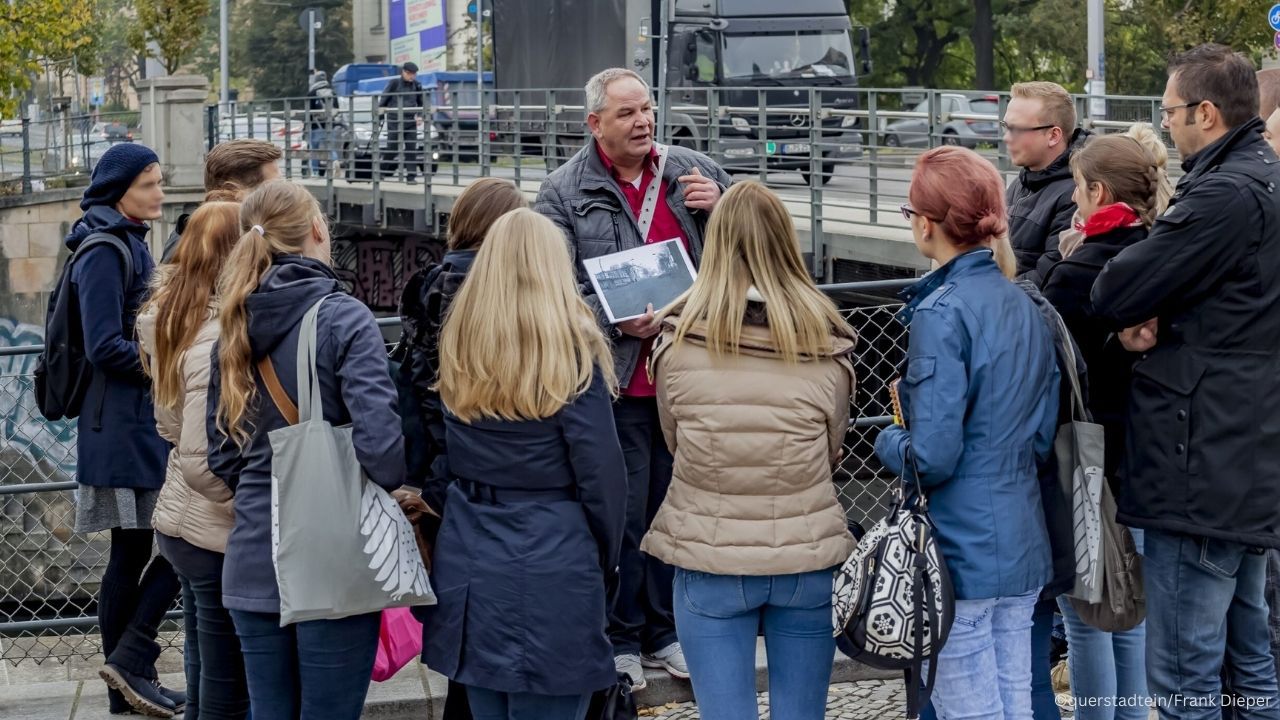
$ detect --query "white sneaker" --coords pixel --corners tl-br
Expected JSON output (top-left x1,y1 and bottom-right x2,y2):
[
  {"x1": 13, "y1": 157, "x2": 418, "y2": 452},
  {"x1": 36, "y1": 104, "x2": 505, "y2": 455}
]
[
  {"x1": 615, "y1": 653, "x2": 647, "y2": 691},
  {"x1": 641, "y1": 642, "x2": 690, "y2": 680}
]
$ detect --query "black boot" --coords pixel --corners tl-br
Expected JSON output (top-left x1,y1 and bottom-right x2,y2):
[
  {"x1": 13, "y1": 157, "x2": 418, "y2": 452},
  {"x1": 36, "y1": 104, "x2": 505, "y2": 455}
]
[
  {"x1": 100, "y1": 664, "x2": 176, "y2": 718},
  {"x1": 109, "y1": 688, "x2": 139, "y2": 715},
  {"x1": 156, "y1": 682, "x2": 187, "y2": 714}
]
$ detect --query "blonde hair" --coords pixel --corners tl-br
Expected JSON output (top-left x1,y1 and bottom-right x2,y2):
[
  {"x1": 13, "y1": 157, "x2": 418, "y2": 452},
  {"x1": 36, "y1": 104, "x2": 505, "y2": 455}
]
[
  {"x1": 216, "y1": 180, "x2": 325, "y2": 446},
  {"x1": 436, "y1": 208, "x2": 616, "y2": 422},
  {"x1": 663, "y1": 181, "x2": 855, "y2": 361},
  {"x1": 1011, "y1": 81, "x2": 1077, "y2": 135},
  {"x1": 448, "y1": 178, "x2": 528, "y2": 250},
  {"x1": 1070, "y1": 127, "x2": 1171, "y2": 226},
  {"x1": 1123, "y1": 123, "x2": 1174, "y2": 217},
  {"x1": 141, "y1": 201, "x2": 241, "y2": 411}
]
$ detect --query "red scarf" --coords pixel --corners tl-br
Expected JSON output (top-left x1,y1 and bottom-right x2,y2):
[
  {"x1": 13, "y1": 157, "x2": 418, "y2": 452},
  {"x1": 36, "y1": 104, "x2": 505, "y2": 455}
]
[{"x1": 1079, "y1": 203, "x2": 1142, "y2": 238}]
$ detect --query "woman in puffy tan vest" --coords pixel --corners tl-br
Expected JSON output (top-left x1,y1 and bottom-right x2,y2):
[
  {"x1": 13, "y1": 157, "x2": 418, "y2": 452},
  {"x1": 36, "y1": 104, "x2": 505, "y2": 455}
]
[
  {"x1": 138, "y1": 200, "x2": 250, "y2": 720},
  {"x1": 642, "y1": 180, "x2": 857, "y2": 720}
]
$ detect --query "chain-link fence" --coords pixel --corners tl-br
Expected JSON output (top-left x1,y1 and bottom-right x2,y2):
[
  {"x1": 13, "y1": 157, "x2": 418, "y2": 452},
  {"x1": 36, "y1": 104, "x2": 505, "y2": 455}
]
[{"x1": 0, "y1": 288, "x2": 909, "y2": 666}]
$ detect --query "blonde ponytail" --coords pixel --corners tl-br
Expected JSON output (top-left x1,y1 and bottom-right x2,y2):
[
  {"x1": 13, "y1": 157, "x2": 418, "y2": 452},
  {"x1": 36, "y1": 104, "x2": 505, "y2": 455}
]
[
  {"x1": 215, "y1": 180, "x2": 324, "y2": 446},
  {"x1": 1124, "y1": 123, "x2": 1175, "y2": 218}
]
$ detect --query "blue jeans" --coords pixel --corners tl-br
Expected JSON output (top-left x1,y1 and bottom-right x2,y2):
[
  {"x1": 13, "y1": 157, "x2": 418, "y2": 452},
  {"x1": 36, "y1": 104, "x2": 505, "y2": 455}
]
[
  {"x1": 929, "y1": 589, "x2": 1040, "y2": 720},
  {"x1": 308, "y1": 128, "x2": 337, "y2": 172},
  {"x1": 229, "y1": 609, "x2": 380, "y2": 720},
  {"x1": 465, "y1": 686, "x2": 590, "y2": 720},
  {"x1": 674, "y1": 568, "x2": 837, "y2": 720},
  {"x1": 1267, "y1": 550, "x2": 1280, "y2": 680},
  {"x1": 160, "y1": 535, "x2": 250, "y2": 720},
  {"x1": 1057, "y1": 529, "x2": 1147, "y2": 720},
  {"x1": 1144, "y1": 529, "x2": 1280, "y2": 720}
]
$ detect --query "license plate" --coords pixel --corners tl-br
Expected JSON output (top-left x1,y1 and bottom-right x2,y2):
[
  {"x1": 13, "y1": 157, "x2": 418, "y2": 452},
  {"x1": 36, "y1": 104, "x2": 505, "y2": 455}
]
[{"x1": 782, "y1": 143, "x2": 811, "y2": 155}]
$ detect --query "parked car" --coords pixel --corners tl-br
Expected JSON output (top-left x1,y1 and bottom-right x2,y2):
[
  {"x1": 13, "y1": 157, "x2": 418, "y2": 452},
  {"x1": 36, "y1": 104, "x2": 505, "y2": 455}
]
[
  {"x1": 0, "y1": 118, "x2": 23, "y2": 136},
  {"x1": 217, "y1": 115, "x2": 307, "y2": 152},
  {"x1": 881, "y1": 94, "x2": 1000, "y2": 149},
  {"x1": 90, "y1": 122, "x2": 133, "y2": 142}
]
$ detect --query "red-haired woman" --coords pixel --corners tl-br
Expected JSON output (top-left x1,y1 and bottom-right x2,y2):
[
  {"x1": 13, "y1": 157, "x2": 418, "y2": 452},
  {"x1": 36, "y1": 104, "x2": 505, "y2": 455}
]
[{"x1": 875, "y1": 146, "x2": 1061, "y2": 720}]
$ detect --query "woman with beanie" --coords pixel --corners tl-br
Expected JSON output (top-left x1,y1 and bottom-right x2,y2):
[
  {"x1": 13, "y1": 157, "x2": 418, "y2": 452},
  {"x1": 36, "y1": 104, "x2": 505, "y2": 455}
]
[
  {"x1": 68, "y1": 143, "x2": 186, "y2": 717},
  {"x1": 875, "y1": 146, "x2": 1060, "y2": 720}
]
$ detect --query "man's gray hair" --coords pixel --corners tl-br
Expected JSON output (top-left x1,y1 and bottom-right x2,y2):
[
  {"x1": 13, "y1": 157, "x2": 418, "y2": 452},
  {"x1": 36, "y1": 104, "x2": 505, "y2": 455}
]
[{"x1": 585, "y1": 68, "x2": 648, "y2": 114}]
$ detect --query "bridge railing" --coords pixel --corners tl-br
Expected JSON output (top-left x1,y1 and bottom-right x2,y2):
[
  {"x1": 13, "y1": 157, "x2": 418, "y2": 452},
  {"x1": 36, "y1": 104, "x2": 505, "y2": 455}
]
[
  {"x1": 7, "y1": 89, "x2": 1173, "y2": 276},
  {"x1": 0, "y1": 110, "x2": 143, "y2": 196},
  {"x1": 0, "y1": 280, "x2": 911, "y2": 665}
]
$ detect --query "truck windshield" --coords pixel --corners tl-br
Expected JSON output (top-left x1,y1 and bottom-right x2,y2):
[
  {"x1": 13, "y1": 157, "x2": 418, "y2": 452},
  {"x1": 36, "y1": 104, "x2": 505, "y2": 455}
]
[{"x1": 721, "y1": 31, "x2": 855, "y2": 80}]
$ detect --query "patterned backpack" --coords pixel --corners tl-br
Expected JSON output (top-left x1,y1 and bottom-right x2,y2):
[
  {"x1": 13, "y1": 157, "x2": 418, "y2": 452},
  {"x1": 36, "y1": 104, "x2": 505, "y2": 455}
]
[{"x1": 832, "y1": 459, "x2": 954, "y2": 720}]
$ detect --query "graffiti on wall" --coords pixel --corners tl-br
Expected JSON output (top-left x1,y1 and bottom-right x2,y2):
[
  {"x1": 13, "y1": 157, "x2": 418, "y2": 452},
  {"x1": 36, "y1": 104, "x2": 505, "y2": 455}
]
[
  {"x1": 332, "y1": 235, "x2": 445, "y2": 312},
  {"x1": 0, "y1": 318, "x2": 78, "y2": 483}
]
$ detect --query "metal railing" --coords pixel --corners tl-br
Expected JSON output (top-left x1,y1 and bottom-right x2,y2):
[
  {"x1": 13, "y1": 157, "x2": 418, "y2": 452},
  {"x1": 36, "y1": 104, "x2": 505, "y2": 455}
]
[
  {"x1": 6, "y1": 88, "x2": 1177, "y2": 277},
  {"x1": 0, "y1": 110, "x2": 142, "y2": 195},
  {"x1": 0, "y1": 280, "x2": 912, "y2": 665},
  {"x1": 193, "y1": 87, "x2": 1175, "y2": 277}
]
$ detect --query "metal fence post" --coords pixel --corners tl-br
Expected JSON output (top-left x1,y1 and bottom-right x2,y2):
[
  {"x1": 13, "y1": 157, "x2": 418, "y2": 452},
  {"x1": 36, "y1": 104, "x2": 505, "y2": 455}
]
[
  {"x1": 21, "y1": 117, "x2": 32, "y2": 194},
  {"x1": 808, "y1": 89, "x2": 824, "y2": 279}
]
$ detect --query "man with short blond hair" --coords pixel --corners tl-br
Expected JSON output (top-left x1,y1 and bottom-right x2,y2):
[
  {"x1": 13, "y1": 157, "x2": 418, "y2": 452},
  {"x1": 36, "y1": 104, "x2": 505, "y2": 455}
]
[{"x1": 1003, "y1": 80, "x2": 1089, "y2": 284}]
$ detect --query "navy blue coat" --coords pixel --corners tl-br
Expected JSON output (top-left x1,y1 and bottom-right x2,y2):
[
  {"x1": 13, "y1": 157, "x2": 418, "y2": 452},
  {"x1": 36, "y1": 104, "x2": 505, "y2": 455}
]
[
  {"x1": 206, "y1": 256, "x2": 406, "y2": 613},
  {"x1": 875, "y1": 250, "x2": 1060, "y2": 600},
  {"x1": 420, "y1": 369, "x2": 626, "y2": 696},
  {"x1": 67, "y1": 205, "x2": 168, "y2": 489}
]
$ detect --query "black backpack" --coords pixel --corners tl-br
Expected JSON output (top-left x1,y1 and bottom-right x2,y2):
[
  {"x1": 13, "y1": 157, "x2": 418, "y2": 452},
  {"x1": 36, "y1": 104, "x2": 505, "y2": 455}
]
[{"x1": 34, "y1": 233, "x2": 134, "y2": 421}]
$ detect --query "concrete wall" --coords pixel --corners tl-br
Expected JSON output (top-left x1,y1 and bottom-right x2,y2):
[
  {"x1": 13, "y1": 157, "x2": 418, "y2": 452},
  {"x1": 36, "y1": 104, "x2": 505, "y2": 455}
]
[{"x1": 353, "y1": 0, "x2": 391, "y2": 63}]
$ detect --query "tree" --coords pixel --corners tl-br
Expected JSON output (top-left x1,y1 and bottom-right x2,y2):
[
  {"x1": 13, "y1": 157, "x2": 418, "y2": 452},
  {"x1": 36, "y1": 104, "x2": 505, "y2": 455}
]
[
  {"x1": 0, "y1": 0, "x2": 95, "y2": 117},
  {"x1": 84, "y1": 0, "x2": 142, "y2": 107},
  {"x1": 848, "y1": 0, "x2": 975, "y2": 91},
  {"x1": 234, "y1": 0, "x2": 352, "y2": 98},
  {"x1": 847, "y1": 0, "x2": 1269, "y2": 98},
  {"x1": 129, "y1": 0, "x2": 211, "y2": 75}
]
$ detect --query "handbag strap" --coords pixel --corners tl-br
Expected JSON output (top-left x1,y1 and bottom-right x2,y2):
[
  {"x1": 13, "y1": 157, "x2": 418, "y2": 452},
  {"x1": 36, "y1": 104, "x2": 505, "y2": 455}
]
[
  {"x1": 295, "y1": 295, "x2": 339, "y2": 424},
  {"x1": 1050, "y1": 310, "x2": 1088, "y2": 422},
  {"x1": 257, "y1": 356, "x2": 299, "y2": 426},
  {"x1": 634, "y1": 142, "x2": 670, "y2": 241}
]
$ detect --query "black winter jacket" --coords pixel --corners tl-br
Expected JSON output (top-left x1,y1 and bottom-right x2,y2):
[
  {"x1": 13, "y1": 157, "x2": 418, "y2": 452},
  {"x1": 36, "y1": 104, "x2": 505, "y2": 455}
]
[
  {"x1": 1091, "y1": 118, "x2": 1280, "y2": 549},
  {"x1": 1007, "y1": 129, "x2": 1091, "y2": 284}
]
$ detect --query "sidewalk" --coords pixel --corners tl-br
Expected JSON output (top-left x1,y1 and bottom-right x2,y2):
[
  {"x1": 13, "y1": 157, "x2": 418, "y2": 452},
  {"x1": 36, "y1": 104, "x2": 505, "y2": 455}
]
[{"x1": 0, "y1": 640, "x2": 894, "y2": 719}]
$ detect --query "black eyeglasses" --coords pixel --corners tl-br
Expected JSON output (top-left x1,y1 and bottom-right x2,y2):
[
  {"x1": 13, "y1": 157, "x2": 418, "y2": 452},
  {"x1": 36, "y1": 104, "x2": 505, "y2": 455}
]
[
  {"x1": 901, "y1": 204, "x2": 930, "y2": 221},
  {"x1": 1000, "y1": 121, "x2": 1054, "y2": 135},
  {"x1": 1159, "y1": 100, "x2": 1203, "y2": 120}
]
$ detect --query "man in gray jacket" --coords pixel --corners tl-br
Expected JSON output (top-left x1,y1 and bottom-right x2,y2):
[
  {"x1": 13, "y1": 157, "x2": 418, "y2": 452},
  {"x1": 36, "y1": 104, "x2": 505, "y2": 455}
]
[{"x1": 535, "y1": 67, "x2": 731, "y2": 690}]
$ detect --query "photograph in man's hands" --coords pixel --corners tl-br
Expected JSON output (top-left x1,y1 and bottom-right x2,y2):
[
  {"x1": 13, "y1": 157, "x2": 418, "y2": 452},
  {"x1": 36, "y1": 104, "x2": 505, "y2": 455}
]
[{"x1": 584, "y1": 239, "x2": 697, "y2": 323}]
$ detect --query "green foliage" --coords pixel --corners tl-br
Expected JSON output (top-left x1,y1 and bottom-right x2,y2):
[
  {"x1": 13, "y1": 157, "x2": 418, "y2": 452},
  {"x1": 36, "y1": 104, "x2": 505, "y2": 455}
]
[
  {"x1": 233, "y1": 0, "x2": 353, "y2": 99},
  {"x1": 129, "y1": 0, "x2": 212, "y2": 75},
  {"x1": 848, "y1": 0, "x2": 1274, "y2": 97},
  {"x1": 0, "y1": 0, "x2": 95, "y2": 117}
]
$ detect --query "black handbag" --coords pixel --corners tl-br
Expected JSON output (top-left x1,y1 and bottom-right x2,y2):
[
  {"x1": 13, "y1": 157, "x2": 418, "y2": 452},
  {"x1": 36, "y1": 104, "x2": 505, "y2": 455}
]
[{"x1": 587, "y1": 674, "x2": 638, "y2": 720}]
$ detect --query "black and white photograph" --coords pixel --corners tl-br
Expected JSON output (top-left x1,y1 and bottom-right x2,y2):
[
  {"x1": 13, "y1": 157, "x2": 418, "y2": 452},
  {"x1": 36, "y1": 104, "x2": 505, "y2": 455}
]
[{"x1": 583, "y1": 239, "x2": 697, "y2": 323}]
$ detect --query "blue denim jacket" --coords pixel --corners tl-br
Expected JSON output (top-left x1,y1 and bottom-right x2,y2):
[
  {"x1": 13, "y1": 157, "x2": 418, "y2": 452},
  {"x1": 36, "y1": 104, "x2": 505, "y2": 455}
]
[{"x1": 875, "y1": 249, "x2": 1060, "y2": 599}]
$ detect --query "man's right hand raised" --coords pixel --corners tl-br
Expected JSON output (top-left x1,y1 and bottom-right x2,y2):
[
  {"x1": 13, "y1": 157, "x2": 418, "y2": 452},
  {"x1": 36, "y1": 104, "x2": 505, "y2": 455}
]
[{"x1": 617, "y1": 303, "x2": 661, "y2": 339}]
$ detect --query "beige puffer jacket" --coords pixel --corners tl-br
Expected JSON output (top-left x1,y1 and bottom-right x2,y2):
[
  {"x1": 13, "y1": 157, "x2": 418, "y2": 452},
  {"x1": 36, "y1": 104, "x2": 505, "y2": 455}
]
[
  {"x1": 137, "y1": 306, "x2": 234, "y2": 553},
  {"x1": 640, "y1": 312, "x2": 858, "y2": 576}
]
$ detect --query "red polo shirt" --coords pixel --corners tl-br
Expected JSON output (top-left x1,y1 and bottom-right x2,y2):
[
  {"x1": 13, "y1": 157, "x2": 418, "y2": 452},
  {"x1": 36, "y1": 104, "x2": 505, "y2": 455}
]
[{"x1": 596, "y1": 143, "x2": 690, "y2": 397}]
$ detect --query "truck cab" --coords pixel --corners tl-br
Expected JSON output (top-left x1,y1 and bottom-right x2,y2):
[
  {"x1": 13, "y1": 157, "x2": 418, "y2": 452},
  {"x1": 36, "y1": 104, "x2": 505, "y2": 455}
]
[{"x1": 651, "y1": 0, "x2": 871, "y2": 184}]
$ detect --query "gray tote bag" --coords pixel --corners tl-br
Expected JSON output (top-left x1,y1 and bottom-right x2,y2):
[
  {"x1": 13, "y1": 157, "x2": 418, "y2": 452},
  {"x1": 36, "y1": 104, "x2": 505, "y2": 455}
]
[
  {"x1": 1052, "y1": 313, "x2": 1106, "y2": 604},
  {"x1": 268, "y1": 295, "x2": 435, "y2": 626}
]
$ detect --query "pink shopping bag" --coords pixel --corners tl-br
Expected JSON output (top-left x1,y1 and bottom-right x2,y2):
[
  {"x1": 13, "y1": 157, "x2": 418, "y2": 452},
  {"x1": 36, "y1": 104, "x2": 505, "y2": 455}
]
[{"x1": 372, "y1": 607, "x2": 424, "y2": 682}]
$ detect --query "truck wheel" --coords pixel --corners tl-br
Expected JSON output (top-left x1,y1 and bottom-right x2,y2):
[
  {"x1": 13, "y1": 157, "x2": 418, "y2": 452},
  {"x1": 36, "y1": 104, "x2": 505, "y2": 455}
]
[
  {"x1": 801, "y1": 162, "x2": 836, "y2": 186},
  {"x1": 672, "y1": 132, "x2": 697, "y2": 151}
]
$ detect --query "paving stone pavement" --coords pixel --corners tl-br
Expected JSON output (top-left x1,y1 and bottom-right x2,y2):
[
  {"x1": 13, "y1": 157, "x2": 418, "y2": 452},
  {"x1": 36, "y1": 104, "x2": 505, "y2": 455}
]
[
  {"x1": 639, "y1": 680, "x2": 1086, "y2": 719},
  {"x1": 640, "y1": 679, "x2": 909, "y2": 719}
]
